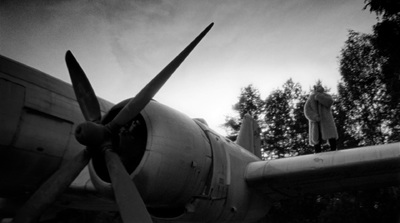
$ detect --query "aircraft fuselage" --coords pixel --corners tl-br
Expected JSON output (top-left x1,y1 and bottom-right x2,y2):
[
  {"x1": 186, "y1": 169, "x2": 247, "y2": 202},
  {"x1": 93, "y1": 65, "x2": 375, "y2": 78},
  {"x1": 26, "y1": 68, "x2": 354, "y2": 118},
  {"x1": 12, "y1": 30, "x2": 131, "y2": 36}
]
[{"x1": 0, "y1": 55, "x2": 269, "y2": 222}]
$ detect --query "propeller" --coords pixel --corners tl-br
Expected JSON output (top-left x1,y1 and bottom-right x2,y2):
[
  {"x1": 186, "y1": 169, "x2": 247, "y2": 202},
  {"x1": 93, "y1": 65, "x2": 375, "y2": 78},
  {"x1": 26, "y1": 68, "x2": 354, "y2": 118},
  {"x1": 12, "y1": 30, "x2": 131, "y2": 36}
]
[
  {"x1": 12, "y1": 22, "x2": 213, "y2": 223},
  {"x1": 65, "y1": 51, "x2": 101, "y2": 122},
  {"x1": 106, "y1": 22, "x2": 214, "y2": 133}
]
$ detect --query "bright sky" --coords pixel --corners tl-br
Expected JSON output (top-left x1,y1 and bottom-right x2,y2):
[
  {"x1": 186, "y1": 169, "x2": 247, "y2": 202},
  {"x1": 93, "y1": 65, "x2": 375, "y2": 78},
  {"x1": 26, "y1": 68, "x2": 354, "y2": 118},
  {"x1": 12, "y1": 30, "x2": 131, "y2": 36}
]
[{"x1": 0, "y1": 0, "x2": 377, "y2": 135}]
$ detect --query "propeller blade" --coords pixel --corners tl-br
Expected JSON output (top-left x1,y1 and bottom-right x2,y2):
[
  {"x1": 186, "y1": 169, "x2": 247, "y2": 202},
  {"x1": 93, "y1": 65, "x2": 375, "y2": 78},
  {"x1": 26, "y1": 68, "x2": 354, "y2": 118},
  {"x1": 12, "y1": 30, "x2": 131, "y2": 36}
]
[
  {"x1": 107, "y1": 23, "x2": 214, "y2": 132},
  {"x1": 66, "y1": 51, "x2": 101, "y2": 122},
  {"x1": 104, "y1": 148, "x2": 153, "y2": 223},
  {"x1": 13, "y1": 149, "x2": 91, "y2": 223}
]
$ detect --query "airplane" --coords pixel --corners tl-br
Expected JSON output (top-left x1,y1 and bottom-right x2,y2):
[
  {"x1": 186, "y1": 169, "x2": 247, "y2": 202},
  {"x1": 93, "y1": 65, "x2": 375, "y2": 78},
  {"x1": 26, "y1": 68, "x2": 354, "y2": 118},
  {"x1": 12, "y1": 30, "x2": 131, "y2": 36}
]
[{"x1": 0, "y1": 22, "x2": 400, "y2": 223}]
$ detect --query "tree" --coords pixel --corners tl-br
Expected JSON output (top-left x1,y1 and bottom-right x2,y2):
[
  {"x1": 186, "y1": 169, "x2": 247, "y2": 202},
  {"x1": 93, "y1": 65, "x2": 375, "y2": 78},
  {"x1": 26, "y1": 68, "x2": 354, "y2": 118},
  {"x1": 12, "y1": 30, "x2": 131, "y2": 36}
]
[
  {"x1": 263, "y1": 79, "x2": 310, "y2": 158},
  {"x1": 364, "y1": 0, "x2": 400, "y2": 19},
  {"x1": 222, "y1": 84, "x2": 265, "y2": 140},
  {"x1": 333, "y1": 84, "x2": 360, "y2": 149},
  {"x1": 364, "y1": 0, "x2": 400, "y2": 107},
  {"x1": 338, "y1": 30, "x2": 395, "y2": 145}
]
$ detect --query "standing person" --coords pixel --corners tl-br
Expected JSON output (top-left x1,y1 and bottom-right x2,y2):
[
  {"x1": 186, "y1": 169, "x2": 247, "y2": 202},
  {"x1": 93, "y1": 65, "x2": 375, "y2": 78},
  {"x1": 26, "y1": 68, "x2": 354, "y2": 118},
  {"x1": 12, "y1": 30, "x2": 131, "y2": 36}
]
[{"x1": 304, "y1": 85, "x2": 338, "y2": 153}]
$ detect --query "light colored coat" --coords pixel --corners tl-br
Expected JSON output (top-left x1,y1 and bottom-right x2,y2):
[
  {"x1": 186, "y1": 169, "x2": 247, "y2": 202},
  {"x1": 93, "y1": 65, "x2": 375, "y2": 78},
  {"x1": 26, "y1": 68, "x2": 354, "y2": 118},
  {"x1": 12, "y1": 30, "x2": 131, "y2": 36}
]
[{"x1": 304, "y1": 92, "x2": 338, "y2": 145}]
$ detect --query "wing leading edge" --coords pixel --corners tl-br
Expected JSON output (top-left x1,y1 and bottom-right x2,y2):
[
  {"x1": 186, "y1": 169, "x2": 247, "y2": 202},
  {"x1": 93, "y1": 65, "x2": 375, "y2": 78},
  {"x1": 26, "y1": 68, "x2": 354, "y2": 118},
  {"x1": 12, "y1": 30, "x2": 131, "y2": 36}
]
[{"x1": 245, "y1": 143, "x2": 400, "y2": 200}]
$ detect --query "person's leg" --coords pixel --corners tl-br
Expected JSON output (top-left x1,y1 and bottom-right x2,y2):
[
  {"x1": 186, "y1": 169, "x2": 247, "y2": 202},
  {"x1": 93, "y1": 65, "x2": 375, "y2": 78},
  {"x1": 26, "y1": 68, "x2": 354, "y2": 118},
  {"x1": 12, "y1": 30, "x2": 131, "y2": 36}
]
[
  {"x1": 314, "y1": 143, "x2": 321, "y2": 153},
  {"x1": 329, "y1": 138, "x2": 337, "y2": 151},
  {"x1": 315, "y1": 123, "x2": 322, "y2": 153}
]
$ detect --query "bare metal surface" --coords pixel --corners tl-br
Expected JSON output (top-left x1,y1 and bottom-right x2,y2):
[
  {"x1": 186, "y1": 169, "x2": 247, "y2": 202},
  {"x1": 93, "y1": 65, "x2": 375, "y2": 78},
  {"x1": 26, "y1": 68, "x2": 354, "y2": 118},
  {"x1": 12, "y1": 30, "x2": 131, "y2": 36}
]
[{"x1": 246, "y1": 143, "x2": 400, "y2": 199}]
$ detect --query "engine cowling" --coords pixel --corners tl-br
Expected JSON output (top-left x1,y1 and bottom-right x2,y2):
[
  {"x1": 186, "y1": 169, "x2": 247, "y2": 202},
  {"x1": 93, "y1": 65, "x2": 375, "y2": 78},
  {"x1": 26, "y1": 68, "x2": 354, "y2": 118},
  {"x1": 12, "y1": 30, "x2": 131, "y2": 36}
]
[
  {"x1": 88, "y1": 100, "x2": 271, "y2": 222},
  {"x1": 89, "y1": 100, "x2": 212, "y2": 217}
]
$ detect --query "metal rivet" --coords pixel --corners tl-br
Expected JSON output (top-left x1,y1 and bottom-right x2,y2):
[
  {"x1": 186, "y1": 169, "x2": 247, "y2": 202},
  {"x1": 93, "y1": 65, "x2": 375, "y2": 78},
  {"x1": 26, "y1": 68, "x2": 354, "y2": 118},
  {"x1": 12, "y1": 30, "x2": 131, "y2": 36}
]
[{"x1": 231, "y1": 207, "x2": 237, "y2": 213}]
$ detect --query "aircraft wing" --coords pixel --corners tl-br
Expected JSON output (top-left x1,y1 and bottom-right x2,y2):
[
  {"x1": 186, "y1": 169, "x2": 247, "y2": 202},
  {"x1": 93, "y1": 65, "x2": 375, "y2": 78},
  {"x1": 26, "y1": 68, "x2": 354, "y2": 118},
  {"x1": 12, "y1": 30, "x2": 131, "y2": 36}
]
[{"x1": 245, "y1": 143, "x2": 400, "y2": 200}]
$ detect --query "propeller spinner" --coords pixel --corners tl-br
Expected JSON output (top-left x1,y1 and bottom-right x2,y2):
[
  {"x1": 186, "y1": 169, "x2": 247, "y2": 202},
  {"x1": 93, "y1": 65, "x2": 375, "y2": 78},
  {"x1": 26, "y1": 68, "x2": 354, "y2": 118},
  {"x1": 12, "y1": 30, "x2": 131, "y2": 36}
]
[{"x1": 13, "y1": 22, "x2": 214, "y2": 223}]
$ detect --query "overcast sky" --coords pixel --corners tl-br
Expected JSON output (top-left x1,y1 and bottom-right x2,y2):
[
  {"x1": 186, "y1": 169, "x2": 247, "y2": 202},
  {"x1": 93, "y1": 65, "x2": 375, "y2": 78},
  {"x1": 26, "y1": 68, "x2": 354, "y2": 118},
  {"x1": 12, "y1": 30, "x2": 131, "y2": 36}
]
[{"x1": 0, "y1": 0, "x2": 378, "y2": 135}]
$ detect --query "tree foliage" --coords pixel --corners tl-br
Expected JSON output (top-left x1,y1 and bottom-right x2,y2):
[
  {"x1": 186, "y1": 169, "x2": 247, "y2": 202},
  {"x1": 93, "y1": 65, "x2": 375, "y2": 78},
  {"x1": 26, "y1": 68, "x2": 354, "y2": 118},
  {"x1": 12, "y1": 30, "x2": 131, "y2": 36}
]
[
  {"x1": 263, "y1": 79, "x2": 310, "y2": 158},
  {"x1": 364, "y1": 0, "x2": 400, "y2": 19},
  {"x1": 365, "y1": 0, "x2": 400, "y2": 107},
  {"x1": 268, "y1": 188, "x2": 400, "y2": 223},
  {"x1": 222, "y1": 84, "x2": 264, "y2": 140},
  {"x1": 233, "y1": 84, "x2": 265, "y2": 120},
  {"x1": 338, "y1": 31, "x2": 393, "y2": 146}
]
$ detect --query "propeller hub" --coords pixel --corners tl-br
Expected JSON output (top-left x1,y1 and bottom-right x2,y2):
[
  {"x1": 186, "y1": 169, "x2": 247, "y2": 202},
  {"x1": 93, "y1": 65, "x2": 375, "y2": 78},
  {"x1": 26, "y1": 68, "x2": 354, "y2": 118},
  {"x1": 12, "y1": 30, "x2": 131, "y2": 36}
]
[{"x1": 75, "y1": 122, "x2": 108, "y2": 147}]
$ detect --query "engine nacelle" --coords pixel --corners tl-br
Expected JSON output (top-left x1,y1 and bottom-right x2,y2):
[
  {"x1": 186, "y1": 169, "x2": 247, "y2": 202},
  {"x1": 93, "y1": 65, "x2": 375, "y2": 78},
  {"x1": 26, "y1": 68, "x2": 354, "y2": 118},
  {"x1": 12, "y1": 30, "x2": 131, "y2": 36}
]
[
  {"x1": 89, "y1": 100, "x2": 213, "y2": 217},
  {"x1": 89, "y1": 100, "x2": 270, "y2": 221}
]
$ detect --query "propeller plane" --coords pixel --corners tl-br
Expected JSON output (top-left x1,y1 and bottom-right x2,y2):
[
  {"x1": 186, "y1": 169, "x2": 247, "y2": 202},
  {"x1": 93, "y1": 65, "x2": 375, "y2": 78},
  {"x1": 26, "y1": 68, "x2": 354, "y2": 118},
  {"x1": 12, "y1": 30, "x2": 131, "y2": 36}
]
[{"x1": 0, "y1": 23, "x2": 400, "y2": 223}]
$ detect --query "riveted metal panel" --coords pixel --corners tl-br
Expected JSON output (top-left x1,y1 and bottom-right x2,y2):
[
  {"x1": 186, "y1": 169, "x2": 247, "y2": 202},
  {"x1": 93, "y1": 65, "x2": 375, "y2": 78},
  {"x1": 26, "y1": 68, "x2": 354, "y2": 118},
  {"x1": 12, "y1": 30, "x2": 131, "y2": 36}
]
[
  {"x1": 0, "y1": 78, "x2": 25, "y2": 145},
  {"x1": 13, "y1": 108, "x2": 73, "y2": 157}
]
